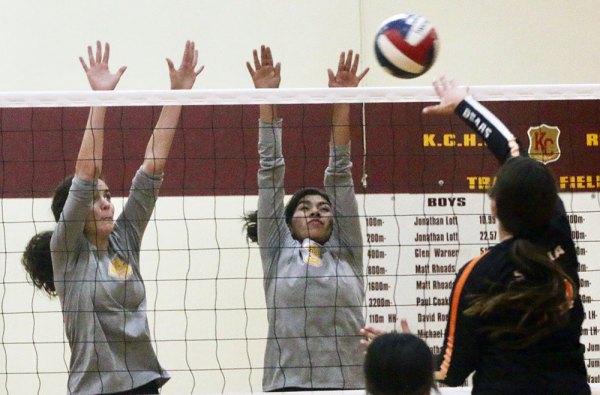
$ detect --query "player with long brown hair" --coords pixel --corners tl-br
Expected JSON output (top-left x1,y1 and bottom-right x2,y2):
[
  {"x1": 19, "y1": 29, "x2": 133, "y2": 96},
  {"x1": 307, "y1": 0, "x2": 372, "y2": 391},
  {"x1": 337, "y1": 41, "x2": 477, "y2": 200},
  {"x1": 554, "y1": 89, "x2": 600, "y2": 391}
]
[{"x1": 363, "y1": 77, "x2": 589, "y2": 394}]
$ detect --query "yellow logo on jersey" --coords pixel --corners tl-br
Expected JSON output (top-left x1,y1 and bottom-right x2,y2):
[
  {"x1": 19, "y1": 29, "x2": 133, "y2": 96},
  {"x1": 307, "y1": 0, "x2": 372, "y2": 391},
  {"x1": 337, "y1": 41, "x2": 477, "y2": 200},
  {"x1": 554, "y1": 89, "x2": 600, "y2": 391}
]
[
  {"x1": 109, "y1": 256, "x2": 133, "y2": 279},
  {"x1": 301, "y1": 239, "x2": 323, "y2": 267}
]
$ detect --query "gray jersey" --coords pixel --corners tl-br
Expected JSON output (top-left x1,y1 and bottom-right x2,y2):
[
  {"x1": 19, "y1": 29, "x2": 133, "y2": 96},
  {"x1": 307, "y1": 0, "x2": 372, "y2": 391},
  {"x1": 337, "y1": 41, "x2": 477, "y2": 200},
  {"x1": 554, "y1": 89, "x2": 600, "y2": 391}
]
[
  {"x1": 51, "y1": 169, "x2": 169, "y2": 394},
  {"x1": 257, "y1": 119, "x2": 365, "y2": 391}
]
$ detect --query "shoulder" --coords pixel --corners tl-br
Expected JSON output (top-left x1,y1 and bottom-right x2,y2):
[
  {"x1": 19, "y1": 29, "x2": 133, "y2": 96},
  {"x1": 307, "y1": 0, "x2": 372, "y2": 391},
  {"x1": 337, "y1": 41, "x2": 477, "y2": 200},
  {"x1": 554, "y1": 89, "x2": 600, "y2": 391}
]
[
  {"x1": 458, "y1": 242, "x2": 515, "y2": 292},
  {"x1": 538, "y1": 201, "x2": 573, "y2": 249}
]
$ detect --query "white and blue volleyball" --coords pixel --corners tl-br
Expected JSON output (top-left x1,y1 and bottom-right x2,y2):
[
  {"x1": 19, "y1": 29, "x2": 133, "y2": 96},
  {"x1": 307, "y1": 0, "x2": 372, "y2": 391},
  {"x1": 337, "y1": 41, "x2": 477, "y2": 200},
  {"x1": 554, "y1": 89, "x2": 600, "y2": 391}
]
[{"x1": 375, "y1": 14, "x2": 438, "y2": 79}]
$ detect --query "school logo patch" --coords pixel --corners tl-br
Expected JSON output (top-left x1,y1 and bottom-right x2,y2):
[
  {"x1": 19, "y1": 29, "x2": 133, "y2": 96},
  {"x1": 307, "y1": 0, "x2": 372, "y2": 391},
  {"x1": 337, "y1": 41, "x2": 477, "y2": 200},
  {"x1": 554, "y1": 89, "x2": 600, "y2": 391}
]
[
  {"x1": 527, "y1": 124, "x2": 561, "y2": 164},
  {"x1": 300, "y1": 239, "x2": 323, "y2": 267},
  {"x1": 108, "y1": 256, "x2": 133, "y2": 280}
]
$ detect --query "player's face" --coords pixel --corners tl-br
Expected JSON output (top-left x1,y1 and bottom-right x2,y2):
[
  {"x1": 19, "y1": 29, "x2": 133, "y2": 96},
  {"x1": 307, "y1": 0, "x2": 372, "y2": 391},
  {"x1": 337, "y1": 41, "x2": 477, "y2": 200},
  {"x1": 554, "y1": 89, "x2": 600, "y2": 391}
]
[
  {"x1": 290, "y1": 194, "x2": 333, "y2": 244},
  {"x1": 84, "y1": 179, "x2": 115, "y2": 244}
]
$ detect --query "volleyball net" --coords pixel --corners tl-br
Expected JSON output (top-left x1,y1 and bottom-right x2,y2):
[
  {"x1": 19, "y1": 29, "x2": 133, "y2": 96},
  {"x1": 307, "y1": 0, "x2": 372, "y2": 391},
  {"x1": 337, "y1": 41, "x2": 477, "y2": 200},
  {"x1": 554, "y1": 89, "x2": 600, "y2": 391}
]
[{"x1": 0, "y1": 86, "x2": 599, "y2": 394}]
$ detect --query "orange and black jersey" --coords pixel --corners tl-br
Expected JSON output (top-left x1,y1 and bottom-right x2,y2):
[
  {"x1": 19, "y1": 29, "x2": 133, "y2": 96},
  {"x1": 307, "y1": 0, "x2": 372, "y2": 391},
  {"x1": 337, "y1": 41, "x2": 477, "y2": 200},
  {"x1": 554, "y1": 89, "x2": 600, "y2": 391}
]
[
  {"x1": 437, "y1": 239, "x2": 588, "y2": 394},
  {"x1": 435, "y1": 97, "x2": 589, "y2": 394}
]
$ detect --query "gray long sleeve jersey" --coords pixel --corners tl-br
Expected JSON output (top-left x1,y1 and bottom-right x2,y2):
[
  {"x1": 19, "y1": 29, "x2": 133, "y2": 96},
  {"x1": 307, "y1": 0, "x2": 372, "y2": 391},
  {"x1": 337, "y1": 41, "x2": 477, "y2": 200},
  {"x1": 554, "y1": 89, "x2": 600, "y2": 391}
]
[
  {"x1": 50, "y1": 169, "x2": 169, "y2": 394},
  {"x1": 257, "y1": 119, "x2": 365, "y2": 391}
]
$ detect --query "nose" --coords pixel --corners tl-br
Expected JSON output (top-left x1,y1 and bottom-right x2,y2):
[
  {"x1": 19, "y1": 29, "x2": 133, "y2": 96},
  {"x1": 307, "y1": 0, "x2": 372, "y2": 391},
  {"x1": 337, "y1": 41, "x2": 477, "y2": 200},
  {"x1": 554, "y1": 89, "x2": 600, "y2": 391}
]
[
  {"x1": 99, "y1": 197, "x2": 111, "y2": 210},
  {"x1": 309, "y1": 207, "x2": 320, "y2": 217}
]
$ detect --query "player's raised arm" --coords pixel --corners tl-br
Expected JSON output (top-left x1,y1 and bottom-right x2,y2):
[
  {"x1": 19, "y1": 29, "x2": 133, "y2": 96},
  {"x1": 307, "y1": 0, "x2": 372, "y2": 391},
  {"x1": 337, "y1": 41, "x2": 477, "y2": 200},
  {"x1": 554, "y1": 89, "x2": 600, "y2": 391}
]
[
  {"x1": 328, "y1": 50, "x2": 369, "y2": 146},
  {"x1": 76, "y1": 41, "x2": 126, "y2": 180},
  {"x1": 142, "y1": 40, "x2": 204, "y2": 176},
  {"x1": 423, "y1": 76, "x2": 523, "y2": 164},
  {"x1": 246, "y1": 45, "x2": 281, "y2": 122}
]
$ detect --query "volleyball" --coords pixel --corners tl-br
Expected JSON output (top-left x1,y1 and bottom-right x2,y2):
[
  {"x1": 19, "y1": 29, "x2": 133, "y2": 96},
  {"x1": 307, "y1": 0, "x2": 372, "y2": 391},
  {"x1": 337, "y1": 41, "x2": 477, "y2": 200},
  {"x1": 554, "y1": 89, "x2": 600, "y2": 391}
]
[{"x1": 374, "y1": 13, "x2": 438, "y2": 79}]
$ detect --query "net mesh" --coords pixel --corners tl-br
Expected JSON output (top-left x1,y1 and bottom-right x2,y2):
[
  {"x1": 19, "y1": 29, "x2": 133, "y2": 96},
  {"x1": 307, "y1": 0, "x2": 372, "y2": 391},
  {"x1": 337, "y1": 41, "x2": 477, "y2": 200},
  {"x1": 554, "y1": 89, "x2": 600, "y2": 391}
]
[{"x1": 0, "y1": 86, "x2": 599, "y2": 393}]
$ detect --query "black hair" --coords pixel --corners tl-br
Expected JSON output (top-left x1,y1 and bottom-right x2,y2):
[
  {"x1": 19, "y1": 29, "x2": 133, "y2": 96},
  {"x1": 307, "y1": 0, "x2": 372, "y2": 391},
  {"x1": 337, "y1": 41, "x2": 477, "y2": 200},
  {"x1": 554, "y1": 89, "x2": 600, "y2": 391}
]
[
  {"x1": 364, "y1": 332, "x2": 436, "y2": 395},
  {"x1": 243, "y1": 210, "x2": 258, "y2": 243},
  {"x1": 466, "y1": 156, "x2": 574, "y2": 348},
  {"x1": 244, "y1": 188, "x2": 332, "y2": 244},
  {"x1": 50, "y1": 176, "x2": 74, "y2": 222},
  {"x1": 21, "y1": 175, "x2": 74, "y2": 297},
  {"x1": 489, "y1": 156, "x2": 557, "y2": 239}
]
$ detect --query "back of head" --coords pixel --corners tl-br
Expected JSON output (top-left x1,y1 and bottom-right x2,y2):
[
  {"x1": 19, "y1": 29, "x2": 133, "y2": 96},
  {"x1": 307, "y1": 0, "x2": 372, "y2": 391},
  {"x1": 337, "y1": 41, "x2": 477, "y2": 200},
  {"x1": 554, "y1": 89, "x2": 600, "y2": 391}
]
[
  {"x1": 51, "y1": 176, "x2": 74, "y2": 222},
  {"x1": 364, "y1": 332, "x2": 434, "y2": 395},
  {"x1": 490, "y1": 156, "x2": 557, "y2": 238},
  {"x1": 243, "y1": 210, "x2": 258, "y2": 243},
  {"x1": 21, "y1": 176, "x2": 74, "y2": 297},
  {"x1": 466, "y1": 156, "x2": 572, "y2": 348},
  {"x1": 22, "y1": 230, "x2": 55, "y2": 296}
]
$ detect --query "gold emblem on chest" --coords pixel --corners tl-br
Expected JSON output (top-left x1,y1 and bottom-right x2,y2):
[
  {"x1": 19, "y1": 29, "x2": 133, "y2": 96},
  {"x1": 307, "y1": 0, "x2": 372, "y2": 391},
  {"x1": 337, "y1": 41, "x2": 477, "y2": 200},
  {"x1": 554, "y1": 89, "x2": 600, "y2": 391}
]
[
  {"x1": 108, "y1": 256, "x2": 133, "y2": 279},
  {"x1": 301, "y1": 240, "x2": 323, "y2": 267}
]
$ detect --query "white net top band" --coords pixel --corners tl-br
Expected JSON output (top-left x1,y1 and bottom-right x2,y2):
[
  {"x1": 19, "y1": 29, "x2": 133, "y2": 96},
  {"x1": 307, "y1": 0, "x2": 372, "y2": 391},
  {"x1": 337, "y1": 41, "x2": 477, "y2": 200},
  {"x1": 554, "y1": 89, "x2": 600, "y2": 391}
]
[{"x1": 1, "y1": 84, "x2": 600, "y2": 107}]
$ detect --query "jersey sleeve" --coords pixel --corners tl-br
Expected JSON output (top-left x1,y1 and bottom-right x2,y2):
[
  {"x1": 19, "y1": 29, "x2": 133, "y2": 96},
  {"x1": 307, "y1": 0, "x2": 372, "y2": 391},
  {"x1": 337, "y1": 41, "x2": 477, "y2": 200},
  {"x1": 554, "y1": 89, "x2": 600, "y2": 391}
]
[
  {"x1": 323, "y1": 142, "x2": 363, "y2": 277},
  {"x1": 436, "y1": 253, "x2": 488, "y2": 386},
  {"x1": 256, "y1": 118, "x2": 292, "y2": 274},
  {"x1": 112, "y1": 168, "x2": 163, "y2": 268},
  {"x1": 50, "y1": 177, "x2": 95, "y2": 272},
  {"x1": 455, "y1": 96, "x2": 527, "y2": 164}
]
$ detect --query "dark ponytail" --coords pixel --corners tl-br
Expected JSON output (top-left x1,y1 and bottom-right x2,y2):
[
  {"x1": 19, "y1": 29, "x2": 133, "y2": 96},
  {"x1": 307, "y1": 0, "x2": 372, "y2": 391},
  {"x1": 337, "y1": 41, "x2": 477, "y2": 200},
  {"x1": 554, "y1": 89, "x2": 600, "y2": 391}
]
[
  {"x1": 21, "y1": 175, "x2": 74, "y2": 297},
  {"x1": 243, "y1": 210, "x2": 258, "y2": 243},
  {"x1": 465, "y1": 239, "x2": 574, "y2": 348},
  {"x1": 22, "y1": 231, "x2": 56, "y2": 296},
  {"x1": 465, "y1": 156, "x2": 573, "y2": 348}
]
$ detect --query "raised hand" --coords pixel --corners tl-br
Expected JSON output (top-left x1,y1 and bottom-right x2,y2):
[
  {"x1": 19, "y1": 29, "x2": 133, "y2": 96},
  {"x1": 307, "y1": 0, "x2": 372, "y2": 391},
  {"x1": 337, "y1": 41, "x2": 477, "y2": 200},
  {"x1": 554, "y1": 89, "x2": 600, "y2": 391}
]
[
  {"x1": 422, "y1": 75, "x2": 469, "y2": 115},
  {"x1": 359, "y1": 325, "x2": 385, "y2": 348},
  {"x1": 79, "y1": 41, "x2": 127, "y2": 91},
  {"x1": 166, "y1": 40, "x2": 204, "y2": 90},
  {"x1": 328, "y1": 50, "x2": 369, "y2": 88},
  {"x1": 246, "y1": 45, "x2": 281, "y2": 89},
  {"x1": 359, "y1": 319, "x2": 411, "y2": 348}
]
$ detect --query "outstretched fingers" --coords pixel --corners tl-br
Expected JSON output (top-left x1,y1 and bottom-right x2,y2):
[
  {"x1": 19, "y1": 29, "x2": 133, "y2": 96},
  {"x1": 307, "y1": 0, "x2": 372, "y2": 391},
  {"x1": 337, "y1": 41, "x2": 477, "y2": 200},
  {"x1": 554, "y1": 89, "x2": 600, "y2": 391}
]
[
  {"x1": 423, "y1": 75, "x2": 468, "y2": 115},
  {"x1": 350, "y1": 52, "x2": 359, "y2": 74},
  {"x1": 115, "y1": 65, "x2": 127, "y2": 80},
  {"x1": 337, "y1": 51, "x2": 345, "y2": 73},
  {"x1": 79, "y1": 56, "x2": 89, "y2": 72},
  {"x1": 264, "y1": 45, "x2": 273, "y2": 66},
  {"x1": 166, "y1": 40, "x2": 204, "y2": 90},
  {"x1": 86, "y1": 44, "x2": 95, "y2": 68},
  {"x1": 344, "y1": 49, "x2": 353, "y2": 71},
  {"x1": 253, "y1": 48, "x2": 261, "y2": 69},
  {"x1": 356, "y1": 67, "x2": 369, "y2": 82},
  {"x1": 329, "y1": 49, "x2": 369, "y2": 88},
  {"x1": 79, "y1": 41, "x2": 126, "y2": 91},
  {"x1": 102, "y1": 42, "x2": 110, "y2": 64},
  {"x1": 400, "y1": 319, "x2": 411, "y2": 333},
  {"x1": 95, "y1": 41, "x2": 102, "y2": 65},
  {"x1": 247, "y1": 45, "x2": 280, "y2": 89}
]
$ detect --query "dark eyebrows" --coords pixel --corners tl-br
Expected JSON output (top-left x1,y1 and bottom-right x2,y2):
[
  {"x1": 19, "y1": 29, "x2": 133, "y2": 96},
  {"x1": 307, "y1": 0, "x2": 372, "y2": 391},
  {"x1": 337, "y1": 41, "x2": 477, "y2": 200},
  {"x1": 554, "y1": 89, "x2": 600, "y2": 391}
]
[
  {"x1": 93, "y1": 186, "x2": 111, "y2": 201},
  {"x1": 297, "y1": 199, "x2": 331, "y2": 208},
  {"x1": 297, "y1": 199, "x2": 309, "y2": 207}
]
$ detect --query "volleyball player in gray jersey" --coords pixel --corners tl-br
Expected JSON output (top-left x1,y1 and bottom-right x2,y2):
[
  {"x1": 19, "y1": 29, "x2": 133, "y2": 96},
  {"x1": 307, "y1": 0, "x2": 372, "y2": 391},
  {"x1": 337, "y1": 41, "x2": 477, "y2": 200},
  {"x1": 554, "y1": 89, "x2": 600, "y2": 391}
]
[
  {"x1": 244, "y1": 46, "x2": 369, "y2": 391},
  {"x1": 22, "y1": 41, "x2": 203, "y2": 394}
]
